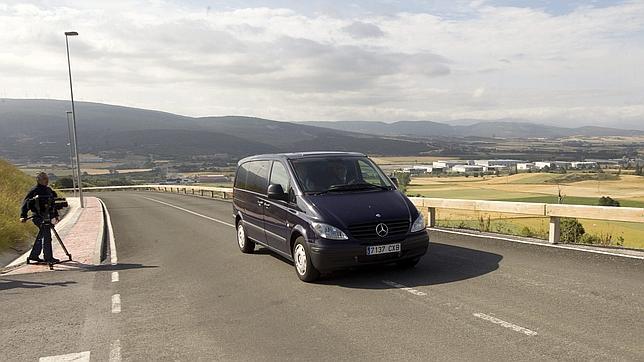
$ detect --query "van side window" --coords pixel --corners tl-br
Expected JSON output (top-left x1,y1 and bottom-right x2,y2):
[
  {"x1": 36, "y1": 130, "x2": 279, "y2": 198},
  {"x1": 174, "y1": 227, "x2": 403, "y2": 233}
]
[
  {"x1": 235, "y1": 162, "x2": 250, "y2": 190},
  {"x1": 246, "y1": 161, "x2": 271, "y2": 193},
  {"x1": 357, "y1": 159, "x2": 384, "y2": 186},
  {"x1": 269, "y1": 161, "x2": 290, "y2": 195}
]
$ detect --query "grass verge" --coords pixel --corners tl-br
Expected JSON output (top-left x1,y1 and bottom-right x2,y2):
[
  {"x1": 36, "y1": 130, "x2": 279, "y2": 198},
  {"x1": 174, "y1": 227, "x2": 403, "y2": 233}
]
[{"x1": 0, "y1": 159, "x2": 37, "y2": 252}]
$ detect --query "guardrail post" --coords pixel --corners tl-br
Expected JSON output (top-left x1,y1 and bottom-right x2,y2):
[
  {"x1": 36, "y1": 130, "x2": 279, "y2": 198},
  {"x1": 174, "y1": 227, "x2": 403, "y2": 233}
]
[
  {"x1": 222, "y1": 191, "x2": 227, "y2": 200},
  {"x1": 192, "y1": 189, "x2": 195, "y2": 195},
  {"x1": 549, "y1": 216, "x2": 560, "y2": 244},
  {"x1": 211, "y1": 191, "x2": 214, "y2": 198},
  {"x1": 428, "y1": 207, "x2": 436, "y2": 228}
]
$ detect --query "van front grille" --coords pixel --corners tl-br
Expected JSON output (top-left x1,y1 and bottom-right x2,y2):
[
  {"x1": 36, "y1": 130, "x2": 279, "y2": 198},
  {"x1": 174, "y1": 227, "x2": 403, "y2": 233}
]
[{"x1": 347, "y1": 219, "x2": 409, "y2": 241}]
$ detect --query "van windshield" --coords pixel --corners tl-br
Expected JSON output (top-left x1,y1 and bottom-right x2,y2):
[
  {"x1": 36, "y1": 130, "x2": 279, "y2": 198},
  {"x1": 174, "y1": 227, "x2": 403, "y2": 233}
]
[{"x1": 290, "y1": 157, "x2": 394, "y2": 194}]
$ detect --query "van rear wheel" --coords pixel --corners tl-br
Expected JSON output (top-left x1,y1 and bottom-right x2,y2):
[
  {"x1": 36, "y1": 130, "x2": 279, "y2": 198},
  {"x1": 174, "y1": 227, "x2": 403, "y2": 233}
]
[
  {"x1": 237, "y1": 222, "x2": 255, "y2": 253},
  {"x1": 293, "y1": 237, "x2": 320, "y2": 282}
]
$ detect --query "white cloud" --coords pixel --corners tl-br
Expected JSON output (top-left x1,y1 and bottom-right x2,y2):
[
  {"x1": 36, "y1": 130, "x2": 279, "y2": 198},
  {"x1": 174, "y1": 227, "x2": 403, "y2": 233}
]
[
  {"x1": 0, "y1": 0, "x2": 642, "y2": 128},
  {"x1": 472, "y1": 87, "x2": 485, "y2": 98}
]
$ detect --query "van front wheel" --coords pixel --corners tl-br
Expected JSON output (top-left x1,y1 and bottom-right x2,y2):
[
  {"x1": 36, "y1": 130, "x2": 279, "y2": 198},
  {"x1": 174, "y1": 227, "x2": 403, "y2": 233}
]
[
  {"x1": 237, "y1": 222, "x2": 255, "y2": 253},
  {"x1": 293, "y1": 237, "x2": 320, "y2": 282}
]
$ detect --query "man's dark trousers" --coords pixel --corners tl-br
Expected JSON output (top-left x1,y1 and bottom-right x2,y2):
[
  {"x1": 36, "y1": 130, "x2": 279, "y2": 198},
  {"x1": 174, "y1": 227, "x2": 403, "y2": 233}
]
[{"x1": 30, "y1": 218, "x2": 53, "y2": 261}]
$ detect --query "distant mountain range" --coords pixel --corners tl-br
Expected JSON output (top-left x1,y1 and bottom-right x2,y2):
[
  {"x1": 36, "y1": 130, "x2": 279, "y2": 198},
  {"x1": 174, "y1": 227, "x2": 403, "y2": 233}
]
[
  {"x1": 1, "y1": 98, "x2": 640, "y2": 161},
  {"x1": 302, "y1": 120, "x2": 642, "y2": 139},
  {"x1": 0, "y1": 99, "x2": 428, "y2": 160}
]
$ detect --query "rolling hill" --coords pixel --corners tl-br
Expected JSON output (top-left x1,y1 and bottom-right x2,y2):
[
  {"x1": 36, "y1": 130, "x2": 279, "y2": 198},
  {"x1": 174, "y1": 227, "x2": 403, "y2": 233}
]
[
  {"x1": 0, "y1": 99, "x2": 429, "y2": 160},
  {"x1": 303, "y1": 120, "x2": 642, "y2": 139}
]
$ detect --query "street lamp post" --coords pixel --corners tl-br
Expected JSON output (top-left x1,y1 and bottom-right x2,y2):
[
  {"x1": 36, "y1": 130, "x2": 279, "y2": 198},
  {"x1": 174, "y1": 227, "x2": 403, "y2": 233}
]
[
  {"x1": 65, "y1": 31, "x2": 84, "y2": 208},
  {"x1": 65, "y1": 111, "x2": 78, "y2": 197}
]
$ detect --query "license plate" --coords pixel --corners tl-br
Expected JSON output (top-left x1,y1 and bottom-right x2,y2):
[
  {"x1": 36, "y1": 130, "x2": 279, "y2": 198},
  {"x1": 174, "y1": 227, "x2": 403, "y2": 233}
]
[{"x1": 366, "y1": 243, "x2": 401, "y2": 256}]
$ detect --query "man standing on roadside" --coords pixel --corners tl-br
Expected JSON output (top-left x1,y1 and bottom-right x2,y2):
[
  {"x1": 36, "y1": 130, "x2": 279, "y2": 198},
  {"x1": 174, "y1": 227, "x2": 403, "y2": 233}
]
[{"x1": 19, "y1": 172, "x2": 60, "y2": 263}]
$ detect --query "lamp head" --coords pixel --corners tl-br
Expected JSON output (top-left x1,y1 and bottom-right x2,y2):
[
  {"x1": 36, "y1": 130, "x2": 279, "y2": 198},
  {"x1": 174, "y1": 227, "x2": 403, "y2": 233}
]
[{"x1": 64, "y1": 31, "x2": 79, "y2": 36}]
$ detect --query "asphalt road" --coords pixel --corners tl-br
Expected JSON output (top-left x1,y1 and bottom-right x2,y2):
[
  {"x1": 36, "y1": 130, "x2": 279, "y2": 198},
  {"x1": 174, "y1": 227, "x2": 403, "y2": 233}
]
[{"x1": 1, "y1": 191, "x2": 642, "y2": 361}]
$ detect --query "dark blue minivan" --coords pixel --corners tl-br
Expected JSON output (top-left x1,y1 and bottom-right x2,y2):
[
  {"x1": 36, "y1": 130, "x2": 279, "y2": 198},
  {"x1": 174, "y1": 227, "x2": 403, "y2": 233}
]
[{"x1": 232, "y1": 152, "x2": 429, "y2": 282}]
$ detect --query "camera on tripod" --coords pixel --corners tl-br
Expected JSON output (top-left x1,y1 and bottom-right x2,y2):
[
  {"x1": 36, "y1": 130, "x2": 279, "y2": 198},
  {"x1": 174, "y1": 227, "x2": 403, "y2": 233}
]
[
  {"x1": 28, "y1": 195, "x2": 68, "y2": 221},
  {"x1": 25, "y1": 195, "x2": 72, "y2": 268}
]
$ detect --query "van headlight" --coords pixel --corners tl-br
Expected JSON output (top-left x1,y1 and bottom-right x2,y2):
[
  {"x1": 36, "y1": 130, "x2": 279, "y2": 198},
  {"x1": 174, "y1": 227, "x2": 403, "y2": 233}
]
[
  {"x1": 312, "y1": 222, "x2": 348, "y2": 240},
  {"x1": 410, "y1": 214, "x2": 426, "y2": 233}
]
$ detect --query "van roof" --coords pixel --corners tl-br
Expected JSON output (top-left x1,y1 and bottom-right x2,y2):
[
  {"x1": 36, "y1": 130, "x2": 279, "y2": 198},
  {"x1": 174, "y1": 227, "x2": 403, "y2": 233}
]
[{"x1": 238, "y1": 151, "x2": 366, "y2": 165}]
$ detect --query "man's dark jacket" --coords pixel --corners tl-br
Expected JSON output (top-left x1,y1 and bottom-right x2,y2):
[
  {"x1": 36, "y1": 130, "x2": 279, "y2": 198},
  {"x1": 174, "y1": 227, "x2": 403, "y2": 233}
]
[{"x1": 20, "y1": 184, "x2": 59, "y2": 220}]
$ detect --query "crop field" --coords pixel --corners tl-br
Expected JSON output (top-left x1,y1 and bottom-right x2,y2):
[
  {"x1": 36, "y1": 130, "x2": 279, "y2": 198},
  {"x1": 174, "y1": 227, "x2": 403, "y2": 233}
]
[{"x1": 406, "y1": 173, "x2": 644, "y2": 249}]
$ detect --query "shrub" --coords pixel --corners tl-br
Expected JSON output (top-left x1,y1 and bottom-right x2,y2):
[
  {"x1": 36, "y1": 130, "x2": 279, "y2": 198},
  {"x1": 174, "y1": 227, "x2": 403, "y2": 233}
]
[
  {"x1": 53, "y1": 176, "x2": 74, "y2": 189},
  {"x1": 598, "y1": 196, "x2": 620, "y2": 207},
  {"x1": 560, "y1": 218, "x2": 585, "y2": 243},
  {"x1": 519, "y1": 226, "x2": 534, "y2": 237}
]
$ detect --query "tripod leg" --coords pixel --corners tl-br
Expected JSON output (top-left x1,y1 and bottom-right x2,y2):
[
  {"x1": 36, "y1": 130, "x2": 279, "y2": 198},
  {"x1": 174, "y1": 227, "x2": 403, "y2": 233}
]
[
  {"x1": 51, "y1": 227, "x2": 72, "y2": 261},
  {"x1": 27, "y1": 227, "x2": 45, "y2": 264}
]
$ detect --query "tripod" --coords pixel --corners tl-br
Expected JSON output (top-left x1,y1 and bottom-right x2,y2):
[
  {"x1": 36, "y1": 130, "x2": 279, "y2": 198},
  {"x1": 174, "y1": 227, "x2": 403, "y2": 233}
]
[{"x1": 25, "y1": 216, "x2": 73, "y2": 270}]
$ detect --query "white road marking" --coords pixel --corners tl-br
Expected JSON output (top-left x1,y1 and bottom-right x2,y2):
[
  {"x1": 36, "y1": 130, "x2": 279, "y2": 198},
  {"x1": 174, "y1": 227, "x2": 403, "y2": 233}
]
[
  {"x1": 382, "y1": 280, "x2": 427, "y2": 296},
  {"x1": 142, "y1": 196, "x2": 235, "y2": 228},
  {"x1": 109, "y1": 339, "x2": 121, "y2": 362},
  {"x1": 430, "y1": 227, "x2": 644, "y2": 260},
  {"x1": 112, "y1": 294, "x2": 121, "y2": 314},
  {"x1": 39, "y1": 351, "x2": 90, "y2": 361},
  {"x1": 111, "y1": 271, "x2": 119, "y2": 282},
  {"x1": 99, "y1": 198, "x2": 118, "y2": 265},
  {"x1": 473, "y1": 312, "x2": 538, "y2": 336}
]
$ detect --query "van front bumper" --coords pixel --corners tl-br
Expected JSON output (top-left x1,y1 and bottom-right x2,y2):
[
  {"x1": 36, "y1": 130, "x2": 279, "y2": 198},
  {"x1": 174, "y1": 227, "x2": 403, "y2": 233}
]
[{"x1": 308, "y1": 231, "x2": 429, "y2": 272}]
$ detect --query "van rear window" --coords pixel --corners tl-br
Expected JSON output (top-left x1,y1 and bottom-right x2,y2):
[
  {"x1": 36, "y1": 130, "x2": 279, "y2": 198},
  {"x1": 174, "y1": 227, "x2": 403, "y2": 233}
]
[{"x1": 235, "y1": 161, "x2": 270, "y2": 193}]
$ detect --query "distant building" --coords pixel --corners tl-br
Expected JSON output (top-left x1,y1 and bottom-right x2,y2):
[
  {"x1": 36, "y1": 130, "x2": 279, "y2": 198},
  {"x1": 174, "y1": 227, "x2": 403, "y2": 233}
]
[
  {"x1": 552, "y1": 161, "x2": 572, "y2": 169},
  {"x1": 452, "y1": 165, "x2": 485, "y2": 173},
  {"x1": 402, "y1": 165, "x2": 433, "y2": 175},
  {"x1": 433, "y1": 160, "x2": 469, "y2": 169},
  {"x1": 534, "y1": 161, "x2": 553, "y2": 170},
  {"x1": 570, "y1": 161, "x2": 598, "y2": 169},
  {"x1": 586, "y1": 159, "x2": 621, "y2": 168},
  {"x1": 517, "y1": 162, "x2": 536, "y2": 171},
  {"x1": 475, "y1": 159, "x2": 523, "y2": 167},
  {"x1": 484, "y1": 165, "x2": 508, "y2": 172}
]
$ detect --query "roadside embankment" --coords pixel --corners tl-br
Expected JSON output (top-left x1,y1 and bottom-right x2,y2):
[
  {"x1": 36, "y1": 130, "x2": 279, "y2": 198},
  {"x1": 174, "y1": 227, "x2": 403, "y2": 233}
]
[{"x1": 0, "y1": 159, "x2": 37, "y2": 256}]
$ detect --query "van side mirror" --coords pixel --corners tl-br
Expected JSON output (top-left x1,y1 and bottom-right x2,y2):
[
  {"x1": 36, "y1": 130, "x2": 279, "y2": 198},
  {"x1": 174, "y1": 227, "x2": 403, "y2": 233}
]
[
  {"x1": 389, "y1": 177, "x2": 399, "y2": 188},
  {"x1": 267, "y1": 184, "x2": 287, "y2": 201}
]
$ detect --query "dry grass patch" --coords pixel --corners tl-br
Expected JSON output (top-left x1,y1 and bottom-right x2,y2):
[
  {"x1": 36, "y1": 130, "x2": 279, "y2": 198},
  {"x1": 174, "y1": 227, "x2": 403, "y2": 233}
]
[{"x1": 0, "y1": 159, "x2": 37, "y2": 251}]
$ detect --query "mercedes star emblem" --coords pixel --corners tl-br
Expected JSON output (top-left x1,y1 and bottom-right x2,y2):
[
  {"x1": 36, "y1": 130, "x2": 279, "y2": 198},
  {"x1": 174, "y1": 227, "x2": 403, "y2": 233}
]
[{"x1": 375, "y1": 223, "x2": 389, "y2": 237}]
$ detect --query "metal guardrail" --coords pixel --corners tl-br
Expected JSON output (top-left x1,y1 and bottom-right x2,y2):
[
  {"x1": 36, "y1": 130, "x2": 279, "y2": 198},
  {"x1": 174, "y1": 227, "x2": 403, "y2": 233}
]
[
  {"x1": 60, "y1": 185, "x2": 234, "y2": 199},
  {"x1": 62, "y1": 185, "x2": 643, "y2": 244}
]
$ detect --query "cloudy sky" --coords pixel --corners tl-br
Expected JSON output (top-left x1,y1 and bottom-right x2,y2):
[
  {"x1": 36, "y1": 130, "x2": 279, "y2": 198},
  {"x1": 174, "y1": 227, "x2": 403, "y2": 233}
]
[{"x1": 0, "y1": 0, "x2": 643, "y2": 128}]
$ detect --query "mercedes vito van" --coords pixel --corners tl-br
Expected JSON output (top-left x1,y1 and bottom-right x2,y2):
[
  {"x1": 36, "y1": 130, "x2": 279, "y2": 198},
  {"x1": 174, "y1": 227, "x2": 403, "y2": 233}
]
[{"x1": 232, "y1": 152, "x2": 429, "y2": 282}]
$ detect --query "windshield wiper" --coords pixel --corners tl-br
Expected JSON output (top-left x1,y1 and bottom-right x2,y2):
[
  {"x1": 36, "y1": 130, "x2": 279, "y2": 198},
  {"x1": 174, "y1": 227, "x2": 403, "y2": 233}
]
[{"x1": 312, "y1": 183, "x2": 390, "y2": 195}]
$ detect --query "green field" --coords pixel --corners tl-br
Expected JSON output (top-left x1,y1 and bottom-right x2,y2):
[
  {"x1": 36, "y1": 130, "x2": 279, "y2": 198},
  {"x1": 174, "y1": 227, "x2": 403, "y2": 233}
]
[{"x1": 406, "y1": 173, "x2": 644, "y2": 249}]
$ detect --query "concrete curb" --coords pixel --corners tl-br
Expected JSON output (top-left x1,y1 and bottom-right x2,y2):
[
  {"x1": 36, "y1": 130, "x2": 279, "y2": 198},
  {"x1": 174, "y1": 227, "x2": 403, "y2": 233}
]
[
  {"x1": 97, "y1": 198, "x2": 117, "y2": 265},
  {"x1": 94, "y1": 199, "x2": 106, "y2": 264}
]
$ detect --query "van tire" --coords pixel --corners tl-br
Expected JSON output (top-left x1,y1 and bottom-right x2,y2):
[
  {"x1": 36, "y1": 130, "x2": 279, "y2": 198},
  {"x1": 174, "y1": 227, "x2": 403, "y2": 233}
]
[
  {"x1": 237, "y1": 222, "x2": 255, "y2": 254},
  {"x1": 395, "y1": 257, "x2": 421, "y2": 269},
  {"x1": 292, "y1": 237, "x2": 320, "y2": 282}
]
